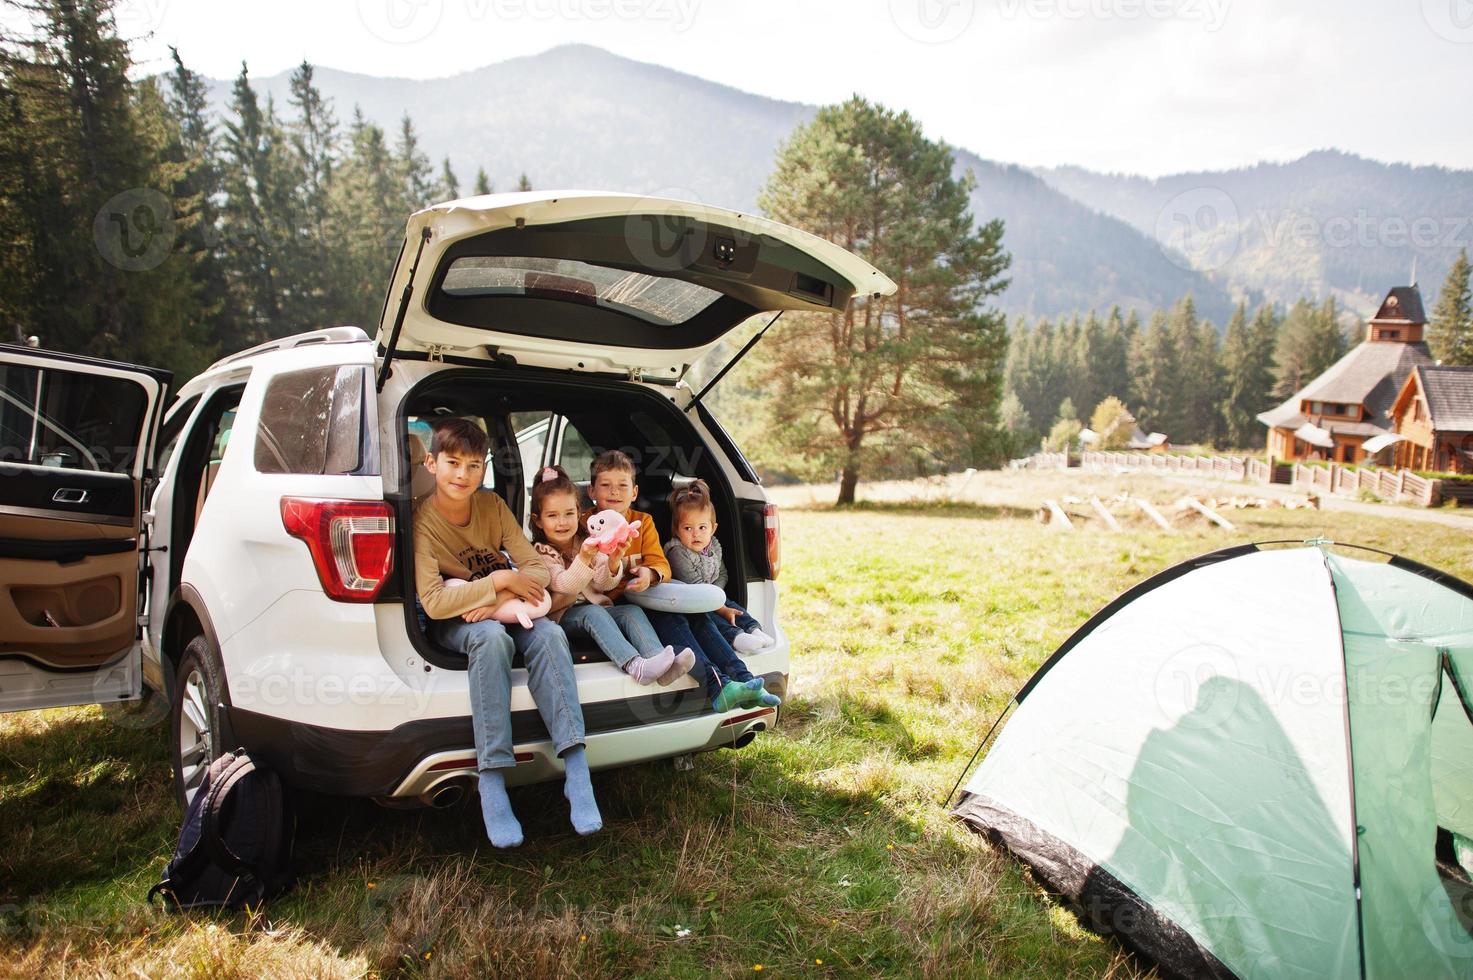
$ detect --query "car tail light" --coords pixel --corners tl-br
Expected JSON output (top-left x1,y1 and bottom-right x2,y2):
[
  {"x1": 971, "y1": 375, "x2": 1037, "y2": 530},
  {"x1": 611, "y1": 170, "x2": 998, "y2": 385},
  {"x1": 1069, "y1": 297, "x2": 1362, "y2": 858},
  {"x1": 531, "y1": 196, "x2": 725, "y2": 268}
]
[
  {"x1": 280, "y1": 497, "x2": 395, "y2": 602},
  {"x1": 764, "y1": 503, "x2": 781, "y2": 580}
]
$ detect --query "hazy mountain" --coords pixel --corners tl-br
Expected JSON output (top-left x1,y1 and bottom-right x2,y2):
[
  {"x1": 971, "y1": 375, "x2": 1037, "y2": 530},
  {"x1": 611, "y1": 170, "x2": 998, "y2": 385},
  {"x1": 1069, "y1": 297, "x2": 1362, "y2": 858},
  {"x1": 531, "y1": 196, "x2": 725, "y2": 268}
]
[
  {"x1": 205, "y1": 44, "x2": 1243, "y2": 322},
  {"x1": 204, "y1": 45, "x2": 1466, "y2": 324},
  {"x1": 1036, "y1": 151, "x2": 1473, "y2": 317}
]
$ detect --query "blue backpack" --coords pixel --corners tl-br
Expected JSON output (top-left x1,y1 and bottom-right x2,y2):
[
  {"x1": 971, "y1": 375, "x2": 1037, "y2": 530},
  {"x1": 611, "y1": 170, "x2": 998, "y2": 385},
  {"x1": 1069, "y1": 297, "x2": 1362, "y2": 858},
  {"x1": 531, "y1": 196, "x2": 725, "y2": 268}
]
[{"x1": 148, "y1": 748, "x2": 296, "y2": 910}]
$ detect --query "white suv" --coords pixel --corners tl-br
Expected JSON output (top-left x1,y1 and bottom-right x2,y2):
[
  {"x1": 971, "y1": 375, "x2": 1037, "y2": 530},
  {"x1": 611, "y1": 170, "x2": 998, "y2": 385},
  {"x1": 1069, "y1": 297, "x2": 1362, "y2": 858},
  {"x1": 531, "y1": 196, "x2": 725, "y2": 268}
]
[{"x1": 0, "y1": 191, "x2": 895, "y2": 807}]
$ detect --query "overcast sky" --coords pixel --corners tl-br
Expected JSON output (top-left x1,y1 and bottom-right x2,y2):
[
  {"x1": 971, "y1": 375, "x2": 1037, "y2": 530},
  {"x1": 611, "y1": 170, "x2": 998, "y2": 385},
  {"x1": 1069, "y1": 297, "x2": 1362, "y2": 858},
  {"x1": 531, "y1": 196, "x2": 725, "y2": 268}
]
[{"x1": 64, "y1": 0, "x2": 1473, "y2": 175}]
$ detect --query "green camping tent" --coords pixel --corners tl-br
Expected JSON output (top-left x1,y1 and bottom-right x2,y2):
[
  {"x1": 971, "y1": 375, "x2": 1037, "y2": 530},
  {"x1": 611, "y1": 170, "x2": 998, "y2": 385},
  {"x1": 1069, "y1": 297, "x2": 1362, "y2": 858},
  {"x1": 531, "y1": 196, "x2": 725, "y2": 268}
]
[{"x1": 953, "y1": 543, "x2": 1473, "y2": 978}]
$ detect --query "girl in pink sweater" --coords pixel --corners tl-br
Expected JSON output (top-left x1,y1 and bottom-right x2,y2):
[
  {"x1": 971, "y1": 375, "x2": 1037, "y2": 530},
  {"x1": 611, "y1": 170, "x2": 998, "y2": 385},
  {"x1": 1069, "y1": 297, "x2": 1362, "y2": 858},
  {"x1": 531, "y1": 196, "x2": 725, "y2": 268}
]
[{"x1": 530, "y1": 466, "x2": 694, "y2": 685}]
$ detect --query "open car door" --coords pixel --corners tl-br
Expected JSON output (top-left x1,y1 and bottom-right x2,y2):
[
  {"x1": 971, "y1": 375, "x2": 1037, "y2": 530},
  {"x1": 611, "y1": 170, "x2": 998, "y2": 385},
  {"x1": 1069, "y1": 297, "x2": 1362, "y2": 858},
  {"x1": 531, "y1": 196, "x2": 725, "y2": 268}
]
[
  {"x1": 0, "y1": 345, "x2": 170, "y2": 713},
  {"x1": 374, "y1": 190, "x2": 898, "y2": 382}
]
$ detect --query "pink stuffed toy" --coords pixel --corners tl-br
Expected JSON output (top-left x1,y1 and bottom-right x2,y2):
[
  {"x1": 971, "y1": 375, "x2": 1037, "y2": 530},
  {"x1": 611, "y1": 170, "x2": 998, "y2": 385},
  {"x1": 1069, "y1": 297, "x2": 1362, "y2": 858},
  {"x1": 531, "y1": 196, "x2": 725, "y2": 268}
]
[
  {"x1": 585, "y1": 509, "x2": 641, "y2": 555},
  {"x1": 443, "y1": 577, "x2": 552, "y2": 629}
]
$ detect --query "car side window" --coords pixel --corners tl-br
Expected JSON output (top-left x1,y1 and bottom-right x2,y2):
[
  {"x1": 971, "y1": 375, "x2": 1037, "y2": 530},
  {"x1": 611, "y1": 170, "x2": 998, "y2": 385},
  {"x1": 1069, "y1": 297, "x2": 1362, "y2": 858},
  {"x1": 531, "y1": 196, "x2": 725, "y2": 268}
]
[
  {"x1": 154, "y1": 394, "x2": 201, "y2": 478},
  {"x1": 0, "y1": 362, "x2": 148, "y2": 474},
  {"x1": 254, "y1": 365, "x2": 369, "y2": 475},
  {"x1": 557, "y1": 419, "x2": 595, "y2": 486}
]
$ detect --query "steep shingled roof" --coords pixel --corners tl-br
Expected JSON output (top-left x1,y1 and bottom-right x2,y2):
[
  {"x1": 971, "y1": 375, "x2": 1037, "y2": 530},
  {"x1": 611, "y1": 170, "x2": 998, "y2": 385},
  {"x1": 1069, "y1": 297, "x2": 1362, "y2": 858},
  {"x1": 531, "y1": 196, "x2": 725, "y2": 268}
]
[
  {"x1": 1258, "y1": 340, "x2": 1435, "y2": 430},
  {"x1": 1368, "y1": 285, "x2": 1427, "y2": 325},
  {"x1": 1417, "y1": 365, "x2": 1473, "y2": 431}
]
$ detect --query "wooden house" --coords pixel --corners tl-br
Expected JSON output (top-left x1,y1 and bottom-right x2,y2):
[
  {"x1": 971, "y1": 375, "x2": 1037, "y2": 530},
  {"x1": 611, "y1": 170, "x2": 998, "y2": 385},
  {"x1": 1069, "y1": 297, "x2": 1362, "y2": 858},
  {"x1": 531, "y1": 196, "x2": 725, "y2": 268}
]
[
  {"x1": 1258, "y1": 285, "x2": 1435, "y2": 463},
  {"x1": 1387, "y1": 365, "x2": 1473, "y2": 473}
]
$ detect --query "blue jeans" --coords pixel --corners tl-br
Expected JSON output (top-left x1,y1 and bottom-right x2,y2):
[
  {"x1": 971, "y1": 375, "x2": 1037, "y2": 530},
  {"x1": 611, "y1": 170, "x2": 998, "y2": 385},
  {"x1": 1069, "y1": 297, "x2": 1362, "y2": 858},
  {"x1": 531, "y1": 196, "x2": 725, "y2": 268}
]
[
  {"x1": 435, "y1": 617, "x2": 584, "y2": 771},
  {"x1": 644, "y1": 608, "x2": 754, "y2": 701},
  {"x1": 559, "y1": 602, "x2": 662, "y2": 669},
  {"x1": 708, "y1": 598, "x2": 764, "y2": 647}
]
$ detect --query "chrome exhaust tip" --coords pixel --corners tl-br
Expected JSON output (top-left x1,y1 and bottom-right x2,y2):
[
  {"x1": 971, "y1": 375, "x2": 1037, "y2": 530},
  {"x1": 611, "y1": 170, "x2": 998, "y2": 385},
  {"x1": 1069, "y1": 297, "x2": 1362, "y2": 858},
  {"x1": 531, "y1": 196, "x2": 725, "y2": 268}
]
[{"x1": 423, "y1": 778, "x2": 469, "y2": 809}]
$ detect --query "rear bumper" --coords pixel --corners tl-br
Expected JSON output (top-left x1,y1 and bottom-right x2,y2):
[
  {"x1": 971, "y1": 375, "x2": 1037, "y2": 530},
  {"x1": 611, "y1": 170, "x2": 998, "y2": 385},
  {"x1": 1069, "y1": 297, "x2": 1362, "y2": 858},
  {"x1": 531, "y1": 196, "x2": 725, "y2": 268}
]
[{"x1": 228, "y1": 670, "x2": 786, "y2": 798}]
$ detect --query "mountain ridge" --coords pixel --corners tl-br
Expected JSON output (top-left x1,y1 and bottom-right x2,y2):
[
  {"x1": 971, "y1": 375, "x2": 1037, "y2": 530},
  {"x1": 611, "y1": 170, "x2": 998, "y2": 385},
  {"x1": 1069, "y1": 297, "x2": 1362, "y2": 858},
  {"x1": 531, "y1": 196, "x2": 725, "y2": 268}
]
[{"x1": 201, "y1": 44, "x2": 1470, "y2": 322}]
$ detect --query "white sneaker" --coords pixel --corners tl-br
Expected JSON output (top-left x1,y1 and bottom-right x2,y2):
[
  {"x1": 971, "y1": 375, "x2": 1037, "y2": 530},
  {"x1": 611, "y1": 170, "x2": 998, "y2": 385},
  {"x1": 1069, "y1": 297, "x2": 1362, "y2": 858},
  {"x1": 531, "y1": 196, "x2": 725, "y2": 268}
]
[{"x1": 731, "y1": 631, "x2": 765, "y2": 654}]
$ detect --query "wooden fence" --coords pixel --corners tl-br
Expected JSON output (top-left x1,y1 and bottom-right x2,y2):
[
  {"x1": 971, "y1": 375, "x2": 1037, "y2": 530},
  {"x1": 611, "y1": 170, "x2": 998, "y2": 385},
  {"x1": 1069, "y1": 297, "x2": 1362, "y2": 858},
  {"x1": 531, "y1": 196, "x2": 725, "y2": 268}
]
[
  {"x1": 1081, "y1": 451, "x2": 1261, "y2": 481},
  {"x1": 1292, "y1": 463, "x2": 1443, "y2": 506},
  {"x1": 1075, "y1": 451, "x2": 1453, "y2": 507},
  {"x1": 1011, "y1": 451, "x2": 1069, "y2": 470}
]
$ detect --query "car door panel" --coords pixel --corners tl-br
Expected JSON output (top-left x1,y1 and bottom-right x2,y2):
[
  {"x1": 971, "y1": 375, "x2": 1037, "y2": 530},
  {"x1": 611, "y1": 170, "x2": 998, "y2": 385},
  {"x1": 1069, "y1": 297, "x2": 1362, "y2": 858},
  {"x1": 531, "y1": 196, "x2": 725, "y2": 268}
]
[{"x1": 0, "y1": 346, "x2": 169, "y2": 711}]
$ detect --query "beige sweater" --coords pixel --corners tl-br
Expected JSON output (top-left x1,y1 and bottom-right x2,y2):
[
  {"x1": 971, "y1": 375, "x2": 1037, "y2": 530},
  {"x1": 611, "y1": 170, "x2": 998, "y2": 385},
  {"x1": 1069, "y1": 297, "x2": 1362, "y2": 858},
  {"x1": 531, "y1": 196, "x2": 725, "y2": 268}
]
[{"x1": 413, "y1": 492, "x2": 549, "y2": 620}]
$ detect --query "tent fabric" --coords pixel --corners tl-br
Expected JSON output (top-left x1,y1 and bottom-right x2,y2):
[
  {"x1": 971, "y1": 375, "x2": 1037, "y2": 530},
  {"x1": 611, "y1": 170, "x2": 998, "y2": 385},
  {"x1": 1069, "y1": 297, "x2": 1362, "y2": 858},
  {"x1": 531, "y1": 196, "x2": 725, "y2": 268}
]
[
  {"x1": 1328, "y1": 553, "x2": 1473, "y2": 978},
  {"x1": 954, "y1": 793, "x2": 1235, "y2": 979},
  {"x1": 954, "y1": 544, "x2": 1473, "y2": 979}
]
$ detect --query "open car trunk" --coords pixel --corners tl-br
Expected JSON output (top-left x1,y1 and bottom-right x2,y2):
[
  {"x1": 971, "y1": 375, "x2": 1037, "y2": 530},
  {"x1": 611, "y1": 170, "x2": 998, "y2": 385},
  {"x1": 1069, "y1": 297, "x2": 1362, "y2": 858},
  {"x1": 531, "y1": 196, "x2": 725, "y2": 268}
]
[
  {"x1": 374, "y1": 190, "x2": 896, "y2": 381},
  {"x1": 393, "y1": 368, "x2": 762, "y2": 670}
]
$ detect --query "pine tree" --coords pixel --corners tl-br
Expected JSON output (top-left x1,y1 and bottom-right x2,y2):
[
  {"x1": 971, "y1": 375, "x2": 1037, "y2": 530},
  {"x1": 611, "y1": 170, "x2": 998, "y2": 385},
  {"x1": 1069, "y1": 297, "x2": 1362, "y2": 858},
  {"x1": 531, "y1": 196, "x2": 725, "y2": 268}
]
[
  {"x1": 0, "y1": 0, "x2": 209, "y2": 372},
  {"x1": 1220, "y1": 303, "x2": 1279, "y2": 448},
  {"x1": 516, "y1": 172, "x2": 532, "y2": 192},
  {"x1": 163, "y1": 47, "x2": 226, "y2": 352},
  {"x1": 335, "y1": 107, "x2": 402, "y2": 328},
  {"x1": 287, "y1": 60, "x2": 343, "y2": 328},
  {"x1": 1272, "y1": 302, "x2": 1319, "y2": 400},
  {"x1": 474, "y1": 167, "x2": 492, "y2": 195},
  {"x1": 1167, "y1": 296, "x2": 1221, "y2": 445},
  {"x1": 438, "y1": 157, "x2": 459, "y2": 199},
  {"x1": 220, "y1": 63, "x2": 297, "y2": 343},
  {"x1": 395, "y1": 114, "x2": 434, "y2": 210},
  {"x1": 1131, "y1": 310, "x2": 1184, "y2": 437},
  {"x1": 1429, "y1": 249, "x2": 1473, "y2": 365},
  {"x1": 1095, "y1": 306, "x2": 1132, "y2": 404},
  {"x1": 757, "y1": 97, "x2": 1011, "y2": 502}
]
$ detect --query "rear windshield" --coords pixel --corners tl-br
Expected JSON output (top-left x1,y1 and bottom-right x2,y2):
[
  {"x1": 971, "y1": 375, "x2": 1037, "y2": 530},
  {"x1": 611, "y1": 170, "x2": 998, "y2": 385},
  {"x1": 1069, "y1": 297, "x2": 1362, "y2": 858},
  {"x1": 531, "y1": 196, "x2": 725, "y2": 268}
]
[{"x1": 440, "y1": 256, "x2": 721, "y2": 327}]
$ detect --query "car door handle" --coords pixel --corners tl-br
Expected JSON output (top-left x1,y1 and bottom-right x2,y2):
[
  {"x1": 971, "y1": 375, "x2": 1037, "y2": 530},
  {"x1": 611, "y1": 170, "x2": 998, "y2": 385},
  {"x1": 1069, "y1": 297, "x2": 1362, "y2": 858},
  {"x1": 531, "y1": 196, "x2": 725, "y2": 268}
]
[{"x1": 52, "y1": 488, "x2": 90, "y2": 504}]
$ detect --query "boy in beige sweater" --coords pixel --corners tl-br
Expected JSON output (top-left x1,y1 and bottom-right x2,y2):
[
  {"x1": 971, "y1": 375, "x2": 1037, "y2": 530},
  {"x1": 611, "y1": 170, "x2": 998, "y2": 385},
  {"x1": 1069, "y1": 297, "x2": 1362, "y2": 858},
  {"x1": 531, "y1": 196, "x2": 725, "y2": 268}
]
[{"x1": 413, "y1": 418, "x2": 600, "y2": 847}]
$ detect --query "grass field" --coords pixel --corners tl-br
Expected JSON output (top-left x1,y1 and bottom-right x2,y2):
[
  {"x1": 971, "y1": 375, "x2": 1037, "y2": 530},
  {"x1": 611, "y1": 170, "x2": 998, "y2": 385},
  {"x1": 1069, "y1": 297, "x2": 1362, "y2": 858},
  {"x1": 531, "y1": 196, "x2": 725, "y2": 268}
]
[{"x1": 2, "y1": 471, "x2": 1469, "y2": 978}]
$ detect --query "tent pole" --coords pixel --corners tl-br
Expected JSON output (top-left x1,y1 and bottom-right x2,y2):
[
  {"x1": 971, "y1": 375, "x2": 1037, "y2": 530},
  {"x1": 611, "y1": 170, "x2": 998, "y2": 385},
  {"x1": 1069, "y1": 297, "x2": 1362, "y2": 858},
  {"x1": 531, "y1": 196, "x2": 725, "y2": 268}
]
[{"x1": 943, "y1": 699, "x2": 1017, "y2": 810}]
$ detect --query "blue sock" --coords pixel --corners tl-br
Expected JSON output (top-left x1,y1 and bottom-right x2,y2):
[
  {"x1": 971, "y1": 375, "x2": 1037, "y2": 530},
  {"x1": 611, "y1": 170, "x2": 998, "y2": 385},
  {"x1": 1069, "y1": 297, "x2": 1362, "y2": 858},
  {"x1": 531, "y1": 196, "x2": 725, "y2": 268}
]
[
  {"x1": 477, "y1": 769, "x2": 523, "y2": 848},
  {"x1": 562, "y1": 746, "x2": 603, "y2": 836},
  {"x1": 743, "y1": 677, "x2": 766, "y2": 691}
]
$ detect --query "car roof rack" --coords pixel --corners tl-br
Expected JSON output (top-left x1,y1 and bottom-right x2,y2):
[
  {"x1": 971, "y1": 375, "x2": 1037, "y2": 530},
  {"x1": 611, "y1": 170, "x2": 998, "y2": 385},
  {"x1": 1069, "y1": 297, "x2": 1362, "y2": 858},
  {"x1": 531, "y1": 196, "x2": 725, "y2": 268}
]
[{"x1": 203, "y1": 326, "x2": 370, "y2": 374}]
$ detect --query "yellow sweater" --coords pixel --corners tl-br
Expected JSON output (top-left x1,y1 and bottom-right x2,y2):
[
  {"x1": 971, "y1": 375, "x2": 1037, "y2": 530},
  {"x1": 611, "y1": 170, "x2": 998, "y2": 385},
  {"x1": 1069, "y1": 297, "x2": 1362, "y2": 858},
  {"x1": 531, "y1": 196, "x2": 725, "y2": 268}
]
[
  {"x1": 590, "y1": 507, "x2": 671, "y2": 597},
  {"x1": 414, "y1": 492, "x2": 549, "y2": 620}
]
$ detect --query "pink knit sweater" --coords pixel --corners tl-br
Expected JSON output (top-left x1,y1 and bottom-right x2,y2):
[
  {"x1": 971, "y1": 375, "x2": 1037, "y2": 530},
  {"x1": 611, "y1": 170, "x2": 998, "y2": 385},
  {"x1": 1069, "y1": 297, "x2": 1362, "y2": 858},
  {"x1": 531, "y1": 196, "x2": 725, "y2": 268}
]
[{"x1": 534, "y1": 541, "x2": 624, "y2": 620}]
